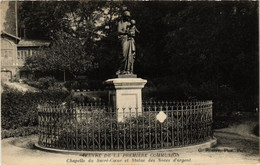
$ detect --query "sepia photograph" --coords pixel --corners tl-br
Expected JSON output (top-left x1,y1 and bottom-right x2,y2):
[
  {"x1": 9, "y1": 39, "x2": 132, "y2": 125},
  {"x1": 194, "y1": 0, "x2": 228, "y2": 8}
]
[{"x1": 0, "y1": 1, "x2": 259, "y2": 165}]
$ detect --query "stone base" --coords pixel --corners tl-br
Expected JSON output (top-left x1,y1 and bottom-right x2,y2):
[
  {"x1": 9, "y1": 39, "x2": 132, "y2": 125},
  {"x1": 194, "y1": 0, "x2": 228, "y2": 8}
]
[
  {"x1": 104, "y1": 77, "x2": 147, "y2": 122},
  {"x1": 116, "y1": 74, "x2": 137, "y2": 78},
  {"x1": 34, "y1": 137, "x2": 217, "y2": 153}
]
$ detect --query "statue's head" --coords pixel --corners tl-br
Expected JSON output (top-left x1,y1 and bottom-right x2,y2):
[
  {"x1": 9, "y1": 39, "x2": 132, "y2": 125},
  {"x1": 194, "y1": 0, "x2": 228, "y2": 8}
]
[
  {"x1": 123, "y1": 11, "x2": 131, "y2": 21},
  {"x1": 131, "y1": 19, "x2": 136, "y2": 25}
]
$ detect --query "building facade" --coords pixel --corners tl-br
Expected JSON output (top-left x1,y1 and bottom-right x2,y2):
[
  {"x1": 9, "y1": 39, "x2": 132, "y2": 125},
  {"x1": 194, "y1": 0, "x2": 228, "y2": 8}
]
[
  {"x1": 1, "y1": 31, "x2": 20, "y2": 81},
  {"x1": 1, "y1": 31, "x2": 50, "y2": 81},
  {"x1": 1, "y1": 2, "x2": 50, "y2": 82}
]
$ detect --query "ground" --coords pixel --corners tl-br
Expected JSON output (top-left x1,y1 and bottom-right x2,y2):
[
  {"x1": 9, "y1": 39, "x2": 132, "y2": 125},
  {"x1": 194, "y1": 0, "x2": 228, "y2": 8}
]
[
  {"x1": 3, "y1": 81, "x2": 38, "y2": 92},
  {"x1": 2, "y1": 120, "x2": 259, "y2": 165}
]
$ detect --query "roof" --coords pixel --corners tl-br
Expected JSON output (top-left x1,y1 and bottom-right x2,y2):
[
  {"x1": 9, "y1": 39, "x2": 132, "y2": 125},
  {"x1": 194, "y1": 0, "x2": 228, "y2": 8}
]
[
  {"x1": 1, "y1": 31, "x2": 21, "y2": 44},
  {"x1": 18, "y1": 39, "x2": 50, "y2": 47}
]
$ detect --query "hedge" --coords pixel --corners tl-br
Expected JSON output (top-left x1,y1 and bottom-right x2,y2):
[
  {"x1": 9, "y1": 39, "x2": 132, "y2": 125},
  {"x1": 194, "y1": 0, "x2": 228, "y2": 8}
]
[
  {"x1": 1, "y1": 126, "x2": 38, "y2": 139},
  {"x1": 1, "y1": 85, "x2": 70, "y2": 130}
]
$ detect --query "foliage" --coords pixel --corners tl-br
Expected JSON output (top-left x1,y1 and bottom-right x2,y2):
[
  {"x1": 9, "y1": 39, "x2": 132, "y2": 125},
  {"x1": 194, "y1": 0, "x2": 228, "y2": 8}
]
[
  {"x1": 143, "y1": 77, "x2": 257, "y2": 114},
  {"x1": 40, "y1": 107, "x2": 210, "y2": 149},
  {"x1": 18, "y1": 2, "x2": 258, "y2": 113},
  {"x1": 28, "y1": 77, "x2": 56, "y2": 89},
  {"x1": 19, "y1": 1, "x2": 106, "y2": 79},
  {"x1": 1, "y1": 86, "x2": 70, "y2": 129},
  {"x1": 54, "y1": 109, "x2": 170, "y2": 137},
  {"x1": 213, "y1": 112, "x2": 258, "y2": 129},
  {"x1": 64, "y1": 81, "x2": 88, "y2": 91},
  {"x1": 22, "y1": 31, "x2": 96, "y2": 79},
  {"x1": 64, "y1": 93, "x2": 99, "y2": 103},
  {"x1": 38, "y1": 76, "x2": 54, "y2": 89},
  {"x1": 24, "y1": 77, "x2": 62, "y2": 90},
  {"x1": 97, "y1": 2, "x2": 258, "y2": 113},
  {"x1": 120, "y1": 2, "x2": 258, "y2": 113},
  {"x1": 1, "y1": 127, "x2": 38, "y2": 139},
  {"x1": 64, "y1": 80, "x2": 103, "y2": 91},
  {"x1": 18, "y1": 1, "x2": 104, "y2": 40}
]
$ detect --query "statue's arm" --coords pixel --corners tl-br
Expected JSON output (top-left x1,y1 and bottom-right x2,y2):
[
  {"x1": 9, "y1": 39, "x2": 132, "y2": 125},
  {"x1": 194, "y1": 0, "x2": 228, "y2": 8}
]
[{"x1": 135, "y1": 27, "x2": 140, "y2": 34}]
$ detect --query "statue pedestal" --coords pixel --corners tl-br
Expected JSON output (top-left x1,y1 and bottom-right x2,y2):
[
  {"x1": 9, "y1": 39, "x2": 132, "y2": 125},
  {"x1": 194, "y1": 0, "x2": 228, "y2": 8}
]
[{"x1": 104, "y1": 77, "x2": 147, "y2": 122}]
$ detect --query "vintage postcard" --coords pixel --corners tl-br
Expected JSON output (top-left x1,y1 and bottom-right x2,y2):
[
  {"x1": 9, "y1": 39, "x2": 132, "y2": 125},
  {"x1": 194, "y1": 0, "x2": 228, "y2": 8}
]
[{"x1": 1, "y1": 1, "x2": 259, "y2": 165}]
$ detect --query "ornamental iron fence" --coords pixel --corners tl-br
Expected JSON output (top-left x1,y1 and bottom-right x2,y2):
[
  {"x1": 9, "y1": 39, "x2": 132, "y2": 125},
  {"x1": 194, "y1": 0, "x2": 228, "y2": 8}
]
[{"x1": 37, "y1": 101, "x2": 213, "y2": 151}]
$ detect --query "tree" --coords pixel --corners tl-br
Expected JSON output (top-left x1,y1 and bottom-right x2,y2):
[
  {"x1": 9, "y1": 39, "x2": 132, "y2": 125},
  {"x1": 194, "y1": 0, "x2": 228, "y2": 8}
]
[
  {"x1": 23, "y1": 30, "x2": 95, "y2": 80},
  {"x1": 20, "y1": 1, "x2": 258, "y2": 111},
  {"x1": 20, "y1": 1, "x2": 106, "y2": 80}
]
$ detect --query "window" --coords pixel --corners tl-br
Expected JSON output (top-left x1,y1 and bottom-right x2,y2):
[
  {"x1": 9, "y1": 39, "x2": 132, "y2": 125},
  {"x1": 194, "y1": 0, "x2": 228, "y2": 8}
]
[{"x1": 17, "y1": 52, "x2": 20, "y2": 59}]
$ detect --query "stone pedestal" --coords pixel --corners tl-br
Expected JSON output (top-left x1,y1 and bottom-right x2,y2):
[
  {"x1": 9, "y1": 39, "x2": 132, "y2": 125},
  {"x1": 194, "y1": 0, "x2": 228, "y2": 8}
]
[{"x1": 104, "y1": 77, "x2": 147, "y2": 122}]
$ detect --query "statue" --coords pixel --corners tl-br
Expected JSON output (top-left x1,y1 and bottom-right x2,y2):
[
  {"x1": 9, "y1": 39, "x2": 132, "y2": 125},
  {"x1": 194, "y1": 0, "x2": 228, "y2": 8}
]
[{"x1": 117, "y1": 10, "x2": 139, "y2": 75}]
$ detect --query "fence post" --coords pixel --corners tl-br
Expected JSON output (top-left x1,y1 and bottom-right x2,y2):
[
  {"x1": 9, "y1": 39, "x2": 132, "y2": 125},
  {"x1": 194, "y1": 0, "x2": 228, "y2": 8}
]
[
  {"x1": 143, "y1": 107, "x2": 146, "y2": 149},
  {"x1": 75, "y1": 104, "x2": 78, "y2": 150},
  {"x1": 171, "y1": 105, "x2": 174, "y2": 147},
  {"x1": 86, "y1": 106, "x2": 89, "y2": 150},
  {"x1": 104, "y1": 106, "x2": 107, "y2": 151},
  {"x1": 176, "y1": 106, "x2": 179, "y2": 146},
  {"x1": 166, "y1": 104, "x2": 169, "y2": 148},
  {"x1": 136, "y1": 107, "x2": 139, "y2": 150},
  {"x1": 98, "y1": 110, "x2": 101, "y2": 150},
  {"x1": 117, "y1": 108, "x2": 120, "y2": 150},
  {"x1": 160, "y1": 105, "x2": 163, "y2": 148},
  {"x1": 181, "y1": 106, "x2": 184, "y2": 146},
  {"x1": 110, "y1": 106, "x2": 113, "y2": 150},
  {"x1": 155, "y1": 105, "x2": 158, "y2": 149},
  {"x1": 80, "y1": 104, "x2": 83, "y2": 150},
  {"x1": 92, "y1": 109, "x2": 95, "y2": 151},
  {"x1": 129, "y1": 107, "x2": 132, "y2": 150},
  {"x1": 123, "y1": 108, "x2": 126, "y2": 150}
]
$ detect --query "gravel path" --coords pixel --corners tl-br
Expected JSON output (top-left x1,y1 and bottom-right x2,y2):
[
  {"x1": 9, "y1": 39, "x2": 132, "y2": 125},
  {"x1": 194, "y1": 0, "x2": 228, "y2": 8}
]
[{"x1": 2, "y1": 121, "x2": 259, "y2": 165}]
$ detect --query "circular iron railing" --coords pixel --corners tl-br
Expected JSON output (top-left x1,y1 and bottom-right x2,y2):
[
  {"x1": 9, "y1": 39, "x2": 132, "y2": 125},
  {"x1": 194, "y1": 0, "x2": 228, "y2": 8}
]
[{"x1": 37, "y1": 101, "x2": 213, "y2": 151}]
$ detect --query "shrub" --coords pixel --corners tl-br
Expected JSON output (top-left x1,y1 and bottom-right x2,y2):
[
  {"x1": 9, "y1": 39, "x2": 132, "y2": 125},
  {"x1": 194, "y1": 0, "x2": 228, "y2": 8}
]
[
  {"x1": 1, "y1": 126, "x2": 38, "y2": 139},
  {"x1": 37, "y1": 76, "x2": 56, "y2": 89},
  {"x1": 1, "y1": 86, "x2": 70, "y2": 130},
  {"x1": 41, "y1": 108, "x2": 210, "y2": 150},
  {"x1": 23, "y1": 77, "x2": 56, "y2": 90},
  {"x1": 64, "y1": 81, "x2": 86, "y2": 91},
  {"x1": 64, "y1": 81, "x2": 72, "y2": 90},
  {"x1": 55, "y1": 111, "x2": 169, "y2": 148},
  {"x1": 64, "y1": 80, "x2": 103, "y2": 91},
  {"x1": 70, "y1": 81, "x2": 81, "y2": 90},
  {"x1": 24, "y1": 80, "x2": 39, "y2": 89},
  {"x1": 143, "y1": 78, "x2": 258, "y2": 114},
  {"x1": 52, "y1": 82, "x2": 65, "y2": 90},
  {"x1": 1, "y1": 88, "x2": 36, "y2": 129}
]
